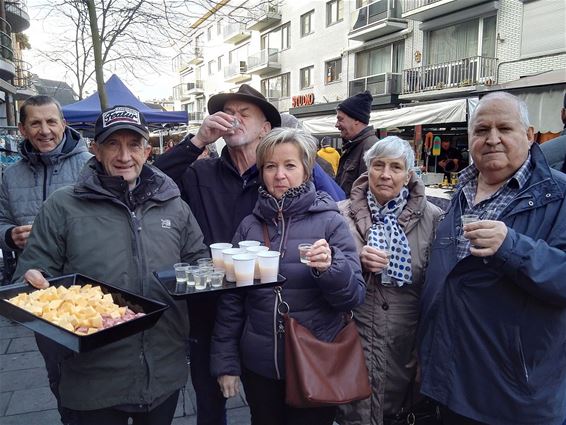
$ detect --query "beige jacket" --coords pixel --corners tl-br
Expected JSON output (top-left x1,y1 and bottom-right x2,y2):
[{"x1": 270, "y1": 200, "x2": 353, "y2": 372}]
[{"x1": 337, "y1": 172, "x2": 442, "y2": 425}]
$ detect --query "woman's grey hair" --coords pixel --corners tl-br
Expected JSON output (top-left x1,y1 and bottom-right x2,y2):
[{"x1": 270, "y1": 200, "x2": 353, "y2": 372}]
[
  {"x1": 363, "y1": 136, "x2": 415, "y2": 171},
  {"x1": 468, "y1": 91, "x2": 530, "y2": 133},
  {"x1": 256, "y1": 127, "x2": 317, "y2": 181}
]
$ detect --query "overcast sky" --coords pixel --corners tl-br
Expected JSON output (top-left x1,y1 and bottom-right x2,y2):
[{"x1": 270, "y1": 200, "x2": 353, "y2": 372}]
[{"x1": 23, "y1": 0, "x2": 179, "y2": 102}]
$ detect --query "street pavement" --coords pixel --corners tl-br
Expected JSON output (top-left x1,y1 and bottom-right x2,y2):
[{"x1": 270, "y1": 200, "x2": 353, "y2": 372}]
[{"x1": 0, "y1": 315, "x2": 251, "y2": 425}]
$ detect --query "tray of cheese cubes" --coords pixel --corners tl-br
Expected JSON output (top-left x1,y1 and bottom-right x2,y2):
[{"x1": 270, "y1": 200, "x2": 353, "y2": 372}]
[{"x1": 0, "y1": 273, "x2": 168, "y2": 352}]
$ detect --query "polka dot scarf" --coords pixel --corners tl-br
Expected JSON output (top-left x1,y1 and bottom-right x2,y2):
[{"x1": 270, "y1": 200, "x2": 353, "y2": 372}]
[{"x1": 366, "y1": 187, "x2": 413, "y2": 287}]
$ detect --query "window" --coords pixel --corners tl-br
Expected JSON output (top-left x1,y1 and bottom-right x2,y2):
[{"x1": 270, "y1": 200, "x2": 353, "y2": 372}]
[
  {"x1": 325, "y1": 58, "x2": 342, "y2": 83},
  {"x1": 261, "y1": 73, "x2": 290, "y2": 99},
  {"x1": 208, "y1": 60, "x2": 215, "y2": 75},
  {"x1": 217, "y1": 20, "x2": 222, "y2": 36},
  {"x1": 355, "y1": 42, "x2": 403, "y2": 78},
  {"x1": 300, "y1": 66, "x2": 314, "y2": 89},
  {"x1": 261, "y1": 22, "x2": 290, "y2": 52},
  {"x1": 326, "y1": 0, "x2": 343, "y2": 26},
  {"x1": 218, "y1": 55, "x2": 223, "y2": 72},
  {"x1": 207, "y1": 25, "x2": 213, "y2": 41},
  {"x1": 195, "y1": 33, "x2": 204, "y2": 48},
  {"x1": 426, "y1": 16, "x2": 496, "y2": 64},
  {"x1": 521, "y1": 0, "x2": 565, "y2": 56},
  {"x1": 301, "y1": 10, "x2": 314, "y2": 37}
]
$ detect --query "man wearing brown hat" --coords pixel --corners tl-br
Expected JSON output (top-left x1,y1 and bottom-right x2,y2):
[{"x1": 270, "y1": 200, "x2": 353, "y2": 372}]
[
  {"x1": 335, "y1": 90, "x2": 378, "y2": 196},
  {"x1": 154, "y1": 83, "x2": 341, "y2": 425},
  {"x1": 18, "y1": 105, "x2": 208, "y2": 425}
]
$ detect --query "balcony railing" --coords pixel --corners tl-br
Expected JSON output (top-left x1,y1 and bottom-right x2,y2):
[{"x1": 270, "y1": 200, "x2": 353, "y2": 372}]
[
  {"x1": 402, "y1": 0, "x2": 489, "y2": 21},
  {"x1": 349, "y1": 0, "x2": 406, "y2": 41},
  {"x1": 187, "y1": 46, "x2": 203, "y2": 65},
  {"x1": 402, "y1": 0, "x2": 442, "y2": 12},
  {"x1": 173, "y1": 83, "x2": 189, "y2": 100},
  {"x1": 349, "y1": 72, "x2": 401, "y2": 97},
  {"x1": 187, "y1": 80, "x2": 204, "y2": 93},
  {"x1": 224, "y1": 61, "x2": 251, "y2": 83},
  {"x1": 223, "y1": 22, "x2": 251, "y2": 44},
  {"x1": 172, "y1": 53, "x2": 191, "y2": 72},
  {"x1": 5, "y1": 1, "x2": 31, "y2": 33},
  {"x1": 13, "y1": 58, "x2": 32, "y2": 89},
  {"x1": 188, "y1": 111, "x2": 204, "y2": 122},
  {"x1": 247, "y1": 48, "x2": 280, "y2": 75},
  {"x1": 402, "y1": 56, "x2": 497, "y2": 94},
  {"x1": 246, "y1": 1, "x2": 281, "y2": 31}
]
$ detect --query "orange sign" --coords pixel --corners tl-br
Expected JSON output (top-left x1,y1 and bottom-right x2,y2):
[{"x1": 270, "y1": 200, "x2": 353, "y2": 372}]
[{"x1": 292, "y1": 93, "x2": 315, "y2": 108}]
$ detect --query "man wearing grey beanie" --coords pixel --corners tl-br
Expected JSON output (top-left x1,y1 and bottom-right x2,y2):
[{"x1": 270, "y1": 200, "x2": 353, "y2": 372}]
[{"x1": 335, "y1": 90, "x2": 378, "y2": 196}]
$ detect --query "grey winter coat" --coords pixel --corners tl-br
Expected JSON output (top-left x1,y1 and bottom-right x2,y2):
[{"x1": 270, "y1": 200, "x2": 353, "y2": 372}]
[
  {"x1": 0, "y1": 127, "x2": 92, "y2": 250},
  {"x1": 14, "y1": 158, "x2": 208, "y2": 410},
  {"x1": 337, "y1": 173, "x2": 442, "y2": 425}
]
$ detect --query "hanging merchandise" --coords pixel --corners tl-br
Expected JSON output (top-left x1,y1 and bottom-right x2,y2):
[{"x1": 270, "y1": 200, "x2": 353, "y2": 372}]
[{"x1": 432, "y1": 136, "x2": 442, "y2": 156}]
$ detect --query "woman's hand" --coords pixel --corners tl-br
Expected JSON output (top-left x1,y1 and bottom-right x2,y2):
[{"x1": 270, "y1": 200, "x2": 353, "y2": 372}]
[
  {"x1": 360, "y1": 245, "x2": 389, "y2": 273},
  {"x1": 217, "y1": 375, "x2": 240, "y2": 399},
  {"x1": 307, "y1": 239, "x2": 332, "y2": 273},
  {"x1": 23, "y1": 269, "x2": 49, "y2": 289}
]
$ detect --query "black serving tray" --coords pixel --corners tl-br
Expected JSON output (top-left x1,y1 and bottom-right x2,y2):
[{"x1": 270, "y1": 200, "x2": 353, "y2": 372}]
[
  {"x1": 0, "y1": 273, "x2": 168, "y2": 352},
  {"x1": 154, "y1": 269, "x2": 286, "y2": 299}
]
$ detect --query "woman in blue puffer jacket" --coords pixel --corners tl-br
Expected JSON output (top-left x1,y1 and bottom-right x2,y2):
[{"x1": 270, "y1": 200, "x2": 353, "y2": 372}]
[{"x1": 210, "y1": 127, "x2": 366, "y2": 425}]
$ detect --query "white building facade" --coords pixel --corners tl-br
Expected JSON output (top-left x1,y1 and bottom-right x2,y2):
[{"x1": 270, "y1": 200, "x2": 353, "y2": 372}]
[{"x1": 173, "y1": 0, "x2": 566, "y2": 136}]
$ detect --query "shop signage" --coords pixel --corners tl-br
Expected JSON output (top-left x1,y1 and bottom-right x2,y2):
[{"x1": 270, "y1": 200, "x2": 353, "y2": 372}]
[{"x1": 292, "y1": 93, "x2": 315, "y2": 108}]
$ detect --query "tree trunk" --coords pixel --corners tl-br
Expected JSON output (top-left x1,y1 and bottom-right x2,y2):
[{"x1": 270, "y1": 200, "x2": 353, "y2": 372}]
[{"x1": 85, "y1": 0, "x2": 107, "y2": 109}]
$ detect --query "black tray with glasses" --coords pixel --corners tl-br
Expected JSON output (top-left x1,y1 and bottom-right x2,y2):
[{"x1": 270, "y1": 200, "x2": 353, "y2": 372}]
[
  {"x1": 154, "y1": 269, "x2": 286, "y2": 299},
  {"x1": 0, "y1": 273, "x2": 168, "y2": 352}
]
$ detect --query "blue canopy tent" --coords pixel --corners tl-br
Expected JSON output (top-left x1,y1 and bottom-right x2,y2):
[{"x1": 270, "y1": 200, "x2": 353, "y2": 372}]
[{"x1": 62, "y1": 74, "x2": 187, "y2": 129}]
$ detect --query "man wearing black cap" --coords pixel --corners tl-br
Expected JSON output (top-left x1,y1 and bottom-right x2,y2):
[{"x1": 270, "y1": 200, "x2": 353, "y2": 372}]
[
  {"x1": 154, "y1": 83, "x2": 342, "y2": 425},
  {"x1": 335, "y1": 90, "x2": 378, "y2": 196},
  {"x1": 17, "y1": 105, "x2": 208, "y2": 425}
]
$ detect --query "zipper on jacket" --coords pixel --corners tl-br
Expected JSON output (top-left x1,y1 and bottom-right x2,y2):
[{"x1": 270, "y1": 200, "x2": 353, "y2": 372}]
[
  {"x1": 273, "y1": 286, "x2": 288, "y2": 380},
  {"x1": 42, "y1": 164, "x2": 48, "y2": 201}
]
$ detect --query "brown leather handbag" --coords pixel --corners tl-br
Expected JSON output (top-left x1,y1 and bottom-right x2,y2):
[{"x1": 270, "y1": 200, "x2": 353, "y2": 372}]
[{"x1": 283, "y1": 311, "x2": 371, "y2": 408}]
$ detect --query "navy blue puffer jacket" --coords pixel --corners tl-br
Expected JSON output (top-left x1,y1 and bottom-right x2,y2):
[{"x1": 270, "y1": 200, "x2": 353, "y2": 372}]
[{"x1": 211, "y1": 181, "x2": 365, "y2": 380}]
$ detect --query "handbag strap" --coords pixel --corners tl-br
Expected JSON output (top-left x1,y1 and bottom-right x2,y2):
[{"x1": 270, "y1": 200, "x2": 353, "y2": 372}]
[{"x1": 262, "y1": 222, "x2": 271, "y2": 249}]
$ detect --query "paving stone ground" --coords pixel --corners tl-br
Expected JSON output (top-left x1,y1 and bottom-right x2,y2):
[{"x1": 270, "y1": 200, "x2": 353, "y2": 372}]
[{"x1": 0, "y1": 316, "x2": 250, "y2": 425}]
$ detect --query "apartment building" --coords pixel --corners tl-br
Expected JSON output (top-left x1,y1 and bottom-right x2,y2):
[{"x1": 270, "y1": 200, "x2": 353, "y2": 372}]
[
  {"x1": 0, "y1": 0, "x2": 33, "y2": 128},
  {"x1": 173, "y1": 0, "x2": 566, "y2": 138}
]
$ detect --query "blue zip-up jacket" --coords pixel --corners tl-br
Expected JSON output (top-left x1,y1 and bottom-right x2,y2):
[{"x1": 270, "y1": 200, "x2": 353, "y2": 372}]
[
  {"x1": 210, "y1": 182, "x2": 365, "y2": 380},
  {"x1": 418, "y1": 144, "x2": 566, "y2": 425}
]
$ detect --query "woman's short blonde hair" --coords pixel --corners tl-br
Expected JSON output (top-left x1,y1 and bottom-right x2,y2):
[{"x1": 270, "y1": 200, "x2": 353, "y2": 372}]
[
  {"x1": 363, "y1": 136, "x2": 415, "y2": 171},
  {"x1": 256, "y1": 127, "x2": 318, "y2": 181}
]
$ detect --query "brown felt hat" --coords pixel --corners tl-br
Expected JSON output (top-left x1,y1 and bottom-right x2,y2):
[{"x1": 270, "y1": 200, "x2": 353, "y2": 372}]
[{"x1": 207, "y1": 84, "x2": 281, "y2": 128}]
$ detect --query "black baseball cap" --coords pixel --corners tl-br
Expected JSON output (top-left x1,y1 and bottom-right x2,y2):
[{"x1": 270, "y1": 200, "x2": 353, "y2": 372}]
[{"x1": 94, "y1": 105, "x2": 149, "y2": 144}]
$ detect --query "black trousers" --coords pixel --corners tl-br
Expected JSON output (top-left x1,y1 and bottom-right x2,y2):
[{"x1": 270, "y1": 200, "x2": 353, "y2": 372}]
[
  {"x1": 62, "y1": 389, "x2": 180, "y2": 425},
  {"x1": 242, "y1": 368, "x2": 336, "y2": 425}
]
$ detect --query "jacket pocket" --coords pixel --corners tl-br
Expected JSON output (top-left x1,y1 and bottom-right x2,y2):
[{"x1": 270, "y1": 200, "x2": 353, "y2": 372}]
[{"x1": 504, "y1": 325, "x2": 533, "y2": 396}]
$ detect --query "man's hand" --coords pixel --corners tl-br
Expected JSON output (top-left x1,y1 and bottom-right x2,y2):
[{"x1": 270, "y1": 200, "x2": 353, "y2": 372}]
[
  {"x1": 192, "y1": 112, "x2": 237, "y2": 149},
  {"x1": 463, "y1": 220, "x2": 508, "y2": 257},
  {"x1": 360, "y1": 245, "x2": 388, "y2": 273},
  {"x1": 23, "y1": 269, "x2": 49, "y2": 289},
  {"x1": 11, "y1": 225, "x2": 32, "y2": 249},
  {"x1": 217, "y1": 375, "x2": 240, "y2": 399}
]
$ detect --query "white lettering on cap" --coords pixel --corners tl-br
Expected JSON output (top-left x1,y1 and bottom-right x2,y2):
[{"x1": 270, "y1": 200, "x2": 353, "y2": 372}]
[{"x1": 102, "y1": 107, "x2": 141, "y2": 128}]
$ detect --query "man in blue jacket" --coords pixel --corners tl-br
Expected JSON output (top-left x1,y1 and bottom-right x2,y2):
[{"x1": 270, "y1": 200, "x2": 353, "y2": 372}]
[{"x1": 419, "y1": 92, "x2": 566, "y2": 425}]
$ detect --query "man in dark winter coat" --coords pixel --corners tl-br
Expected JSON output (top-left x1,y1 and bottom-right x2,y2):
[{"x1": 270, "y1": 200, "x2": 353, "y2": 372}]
[
  {"x1": 153, "y1": 84, "x2": 345, "y2": 425},
  {"x1": 18, "y1": 105, "x2": 208, "y2": 425},
  {"x1": 335, "y1": 90, "x2": 378, "y2": 196},
  {"x1": 419, "y1": 92, "x2": 566, "y2": 425}
]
